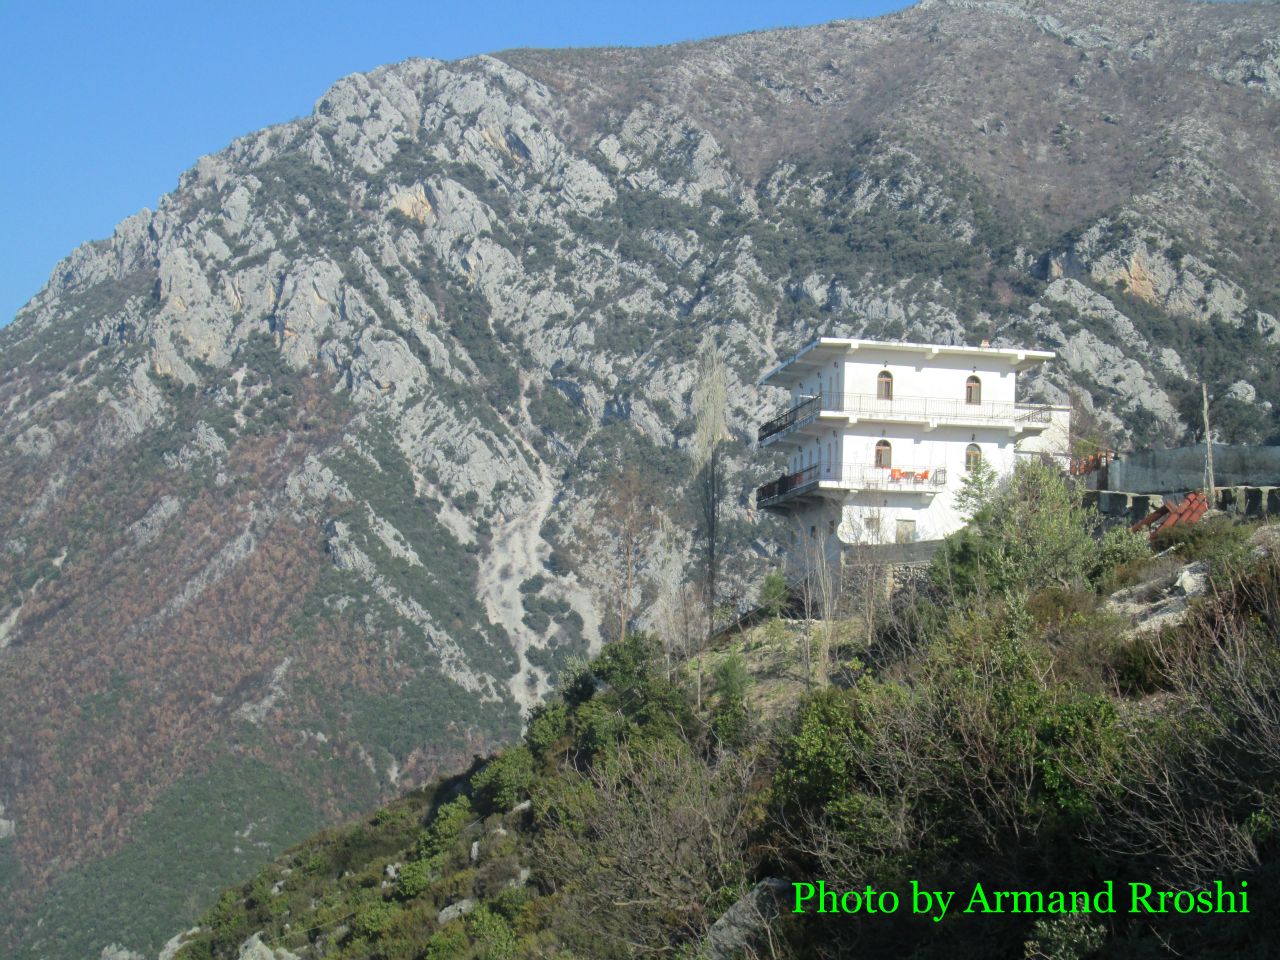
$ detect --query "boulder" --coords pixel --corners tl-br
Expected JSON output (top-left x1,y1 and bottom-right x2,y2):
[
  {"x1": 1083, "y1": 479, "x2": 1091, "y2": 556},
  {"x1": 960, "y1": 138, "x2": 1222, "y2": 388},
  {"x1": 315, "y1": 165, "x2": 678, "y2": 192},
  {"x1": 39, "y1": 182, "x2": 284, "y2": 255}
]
[
  {"x1": 437, "y1": 898, "x2": 477, "y2": 925},
  {"x1": 704, "y1": 878, "x2": 790, "y2": 960}
]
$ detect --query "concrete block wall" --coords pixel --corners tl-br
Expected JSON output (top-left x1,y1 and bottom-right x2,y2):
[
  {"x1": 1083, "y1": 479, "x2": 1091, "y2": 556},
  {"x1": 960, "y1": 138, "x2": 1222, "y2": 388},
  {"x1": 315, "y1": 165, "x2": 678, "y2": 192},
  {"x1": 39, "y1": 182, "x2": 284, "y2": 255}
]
[
  {"x1": 1107, "y1": 445, "x2": 1280, "y2": 495},
  {"x1": 1087, "y1": 487, "x2": 1280, "y2": 523}
]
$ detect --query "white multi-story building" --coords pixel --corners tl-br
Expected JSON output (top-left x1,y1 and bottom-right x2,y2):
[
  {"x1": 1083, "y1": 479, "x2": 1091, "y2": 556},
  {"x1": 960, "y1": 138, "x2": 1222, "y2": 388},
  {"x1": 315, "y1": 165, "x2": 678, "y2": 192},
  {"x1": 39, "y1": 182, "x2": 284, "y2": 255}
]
[{"x1": 755, "y1": 337, "x2": 1070, "y2": 552}]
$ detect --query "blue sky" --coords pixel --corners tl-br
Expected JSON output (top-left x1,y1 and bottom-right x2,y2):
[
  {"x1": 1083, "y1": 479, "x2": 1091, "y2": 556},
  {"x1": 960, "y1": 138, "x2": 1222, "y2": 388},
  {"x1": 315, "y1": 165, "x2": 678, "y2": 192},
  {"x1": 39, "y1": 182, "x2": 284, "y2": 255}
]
[{"x1": 0, "y1": 1, "x2": 911, "y2": 327}]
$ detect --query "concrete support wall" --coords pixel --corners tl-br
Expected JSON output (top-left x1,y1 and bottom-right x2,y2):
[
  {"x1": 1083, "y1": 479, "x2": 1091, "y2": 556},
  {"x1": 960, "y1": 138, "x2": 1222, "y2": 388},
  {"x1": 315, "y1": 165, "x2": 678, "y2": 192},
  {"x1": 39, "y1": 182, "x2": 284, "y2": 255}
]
[
  {"x1": 1108, "y1": 445, "x2": 1280, "y2": 495},
  {"x1": 1084, "y1": 491, "x2": 1165, "y2": 525},
  {"x1": 1087, "y1": 486, "x2": 1280, "y2": 523}
]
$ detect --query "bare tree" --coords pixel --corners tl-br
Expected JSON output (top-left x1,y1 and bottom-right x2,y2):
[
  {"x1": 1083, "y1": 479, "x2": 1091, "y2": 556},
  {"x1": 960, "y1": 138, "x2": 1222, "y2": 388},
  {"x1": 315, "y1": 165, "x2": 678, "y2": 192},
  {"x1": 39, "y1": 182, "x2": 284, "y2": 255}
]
[
  {"x1": 534, "y1": 738, "x2": 759, "y2": 956},
  {"x1": 648, "y1": 513, "x2": 698, "y2": 678},
  {"x1": 1076, "y1": 560, "x2": 1280, "y2": 881},
  {"x1": 692, "y1": 333, "x2": 730, "y2": 641},
  {"x1": 580, "y1": 465, "x2": 656, "y2": 644},
  {"x1": 792, "y1": 515, "x2": 839, "y2": 689},
  {"x1": 840, "y1": 505, "x2": 890, "y2": 650},
  {"x1": 1067, "y1": 386, "x2": 1111, "y2": 458}
]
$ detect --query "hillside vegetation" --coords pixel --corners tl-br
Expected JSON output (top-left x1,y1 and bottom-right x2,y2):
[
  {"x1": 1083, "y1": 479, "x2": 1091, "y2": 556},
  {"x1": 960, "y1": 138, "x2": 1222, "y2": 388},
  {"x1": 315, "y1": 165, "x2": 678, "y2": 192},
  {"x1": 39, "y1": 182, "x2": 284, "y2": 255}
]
[{"x1": 172, "y1": 464, "x2": 1280, "y2": 959}]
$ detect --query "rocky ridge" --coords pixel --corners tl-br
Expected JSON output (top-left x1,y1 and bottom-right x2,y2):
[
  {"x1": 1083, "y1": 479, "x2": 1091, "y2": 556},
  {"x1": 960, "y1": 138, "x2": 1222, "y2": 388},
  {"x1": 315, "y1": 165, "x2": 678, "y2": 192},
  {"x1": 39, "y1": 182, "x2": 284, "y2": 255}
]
[{"x1": 1, "y1": 1, "x2": 1279, "y2": 956}]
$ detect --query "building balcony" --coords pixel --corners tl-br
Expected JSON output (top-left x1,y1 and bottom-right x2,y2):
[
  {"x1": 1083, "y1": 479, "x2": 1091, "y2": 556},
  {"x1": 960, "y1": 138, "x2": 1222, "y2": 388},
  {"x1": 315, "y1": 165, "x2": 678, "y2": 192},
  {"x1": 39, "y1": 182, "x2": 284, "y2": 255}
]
[
  {"x1": 757, "y1": 392, "x2": 1055, "y2": 445},
  {"x1": 756, "y1": 462, "x2": 947, "y2": 509},
  {"x1": 757, "y1": 394, "x2": 823, "y2": 443}
]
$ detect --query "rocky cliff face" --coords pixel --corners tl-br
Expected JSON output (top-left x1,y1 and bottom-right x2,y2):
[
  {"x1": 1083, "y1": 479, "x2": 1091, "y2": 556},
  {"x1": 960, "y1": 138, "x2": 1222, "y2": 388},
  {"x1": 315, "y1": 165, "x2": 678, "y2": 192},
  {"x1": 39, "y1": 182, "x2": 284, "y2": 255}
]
[{"x1": 2, "y1": 0, "x2": 1278, "y2": 955}]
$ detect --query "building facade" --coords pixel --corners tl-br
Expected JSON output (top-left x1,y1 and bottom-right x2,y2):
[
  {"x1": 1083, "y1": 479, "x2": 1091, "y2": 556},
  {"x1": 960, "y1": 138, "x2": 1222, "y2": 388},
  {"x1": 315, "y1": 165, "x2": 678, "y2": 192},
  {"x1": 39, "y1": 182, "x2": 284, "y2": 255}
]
[{"x1": 755, "y1": 338, "x2": 1070, "y2": 554}]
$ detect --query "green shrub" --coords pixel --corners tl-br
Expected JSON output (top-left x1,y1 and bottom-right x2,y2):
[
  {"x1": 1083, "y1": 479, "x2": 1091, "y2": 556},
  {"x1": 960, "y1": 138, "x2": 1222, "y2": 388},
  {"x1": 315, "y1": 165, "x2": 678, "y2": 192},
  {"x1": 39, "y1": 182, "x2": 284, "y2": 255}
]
[
  {"x1": 711, "y1": 654, "x2": 751, "y2": 749},
  {"x1": 1152, "y1": 515, "x2": 1252, "y2": 576},
  {"x1": 468, "y1": 905, "x2": 518, "y2": 960},
  {"x1": 1048, "y1": 608, "x2": 1128, "y2": 691},
  {"x1": 422, "y1": 925, "x2": 469, "y2": 960},
  {"x1": 472, "y1": 746, "x2": 535, "y2": 813},
  {"x1": 1098, "y1": 556, "x2": 1153, "y2": 594},
  {"x1": 524, "y1": 702, "x2": 569, "y2": 762},
  {"x1": 350, "y1": 898, "x2": 395, "y2": 939},
  {"x1": 395, "y1": 856, "x2": 436, "y2": 900},
  {"x1": 488, "y1": 885, "x2": 532, "y2": 923},
  {"x1": 1091, "y1": 525, "x2": 1151, "y2": 587},
  {"x1": 931, "y1": 459, "x2": 1100, "y2": 598},
  {"x1": 415, "y1": 796, "x2": 473, "y2": 861},
  {"x1": 1026, "y1": 586, "x2": 1099, "y2": 626},
  {"x1": 758, "y1": 569, "x2": 789, "y2": 618},
  {"x1": 1112, "y1": 632, "x2": 1167, "y2": 695},
  {"x1": 774, "y1": 687, "x2": 865, "y2": 811},
  {"x1": 1022, "y1": 912, "x2": 1107, "y2": 960}
]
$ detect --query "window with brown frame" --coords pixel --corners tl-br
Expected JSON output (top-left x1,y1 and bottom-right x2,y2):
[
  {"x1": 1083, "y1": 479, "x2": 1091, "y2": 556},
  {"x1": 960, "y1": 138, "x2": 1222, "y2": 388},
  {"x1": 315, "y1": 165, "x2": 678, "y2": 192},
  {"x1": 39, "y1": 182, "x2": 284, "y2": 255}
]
[
  {"x1": 875, "y1": 440, "x2": 892, "y2": 469},
  {"x1": 965, "y1": 375, "x2": 982, "y2": 404},
  {"x1": 965, "y1": 443, "x2": 982, "y2": 472},
  {"x1": 877, "y1": 370, "x2": 893, "y2": 400}
]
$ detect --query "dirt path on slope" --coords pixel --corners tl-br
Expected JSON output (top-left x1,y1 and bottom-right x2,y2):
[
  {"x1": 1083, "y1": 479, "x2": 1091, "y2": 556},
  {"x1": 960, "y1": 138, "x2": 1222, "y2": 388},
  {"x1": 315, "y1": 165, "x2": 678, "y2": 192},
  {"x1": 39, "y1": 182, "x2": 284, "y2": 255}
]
[{"x1": 475, "y1": 433, "x2": 600, "y2": 711}]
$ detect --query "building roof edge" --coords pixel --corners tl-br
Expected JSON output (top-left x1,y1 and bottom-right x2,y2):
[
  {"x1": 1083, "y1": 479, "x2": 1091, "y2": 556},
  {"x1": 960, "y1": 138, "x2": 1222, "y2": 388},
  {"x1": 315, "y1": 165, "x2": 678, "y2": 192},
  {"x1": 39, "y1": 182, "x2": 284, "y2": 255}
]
[{"x1": 759, "y1": 337, "x2": 1056, "y2": 385}]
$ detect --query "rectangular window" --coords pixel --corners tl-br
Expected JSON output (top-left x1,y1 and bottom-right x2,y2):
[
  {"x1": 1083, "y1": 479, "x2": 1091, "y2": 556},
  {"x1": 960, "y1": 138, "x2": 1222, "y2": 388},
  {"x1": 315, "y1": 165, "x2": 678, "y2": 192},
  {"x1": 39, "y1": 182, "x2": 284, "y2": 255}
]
[{"x1": 895, "y1": 519, "x2": 917, "y2": 544}]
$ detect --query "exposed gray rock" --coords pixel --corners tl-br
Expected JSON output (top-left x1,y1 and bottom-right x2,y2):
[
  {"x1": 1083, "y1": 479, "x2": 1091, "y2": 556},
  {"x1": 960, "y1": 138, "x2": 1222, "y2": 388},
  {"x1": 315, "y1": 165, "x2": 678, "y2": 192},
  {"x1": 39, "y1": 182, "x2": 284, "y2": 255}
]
[
  {"x1": 98, "y1": 946, "x2": 145, "y2": 960},
  {"x1": 1226, "y1": 380, "x2": 1257, "y2": 405},
  {"x1": 236, "y1": 933, "x2": 300, "y2": 960},
  {"x1": 233, "y1": 658, "x2": 293, "y2": 725},
  {"x1": 1249, "y1": 523, "x2": 1280, "y2": 558},
  {"x1": 126, "y1": 496, "x2": 183, "y2": 548},
  {"x1": 1174, "y1": 560, "x2": 1210, "y2": 598},
  {"x1": 704, "y1": 878, "x2": 790, "y2": 960},
  {"x1": 157, "y1": 928, "x2": 201, "y2": 960},
  {"x1": 437, "y1": 898, "x2": 477, "y2": 924},
  {"x1": 165, "y1": 421, "x2": 228, "y2": 472},
  {"x1": 0, "y1": 605, "x2": 23, "y2": 651},
  {"x1": 1109, "y1": 559, "x2": 1211, "y2": 635},
  {"x1": 13, "y1": 425, "x2": 54, "y2": 459},
  {"x1": 1206, "y1": 36, "x2": 1280, "y2": 99}
]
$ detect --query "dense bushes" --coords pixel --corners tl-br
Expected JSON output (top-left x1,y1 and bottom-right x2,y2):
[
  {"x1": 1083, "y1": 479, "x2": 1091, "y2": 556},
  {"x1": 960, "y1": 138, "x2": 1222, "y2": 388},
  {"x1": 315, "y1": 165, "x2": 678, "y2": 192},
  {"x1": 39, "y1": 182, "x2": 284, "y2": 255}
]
[
  {"x1": 776, "y1": 599, "x2": 1118, "y2": 886},
  {"x1": 179, "y1": 494, "x2": 1279, "y2": 959},
  {"x1": 930, "y1": 458, "x2": 1104, "y2": 597}
]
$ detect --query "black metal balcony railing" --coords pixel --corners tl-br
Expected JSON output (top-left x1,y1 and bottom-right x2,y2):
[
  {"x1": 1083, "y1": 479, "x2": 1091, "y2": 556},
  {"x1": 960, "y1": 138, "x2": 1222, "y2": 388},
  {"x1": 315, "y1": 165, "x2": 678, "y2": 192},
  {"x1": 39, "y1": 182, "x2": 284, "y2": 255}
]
[
  {"x1": 756, "y1": 463, "x2": 822, "y2": 505},
  {"x1": 757, "y1": 393, "x2": 823, "y2": 443},
  {"x1": 756, "y1": 462, "x2": 948, "y2": 508},
  {"x1": 757, "y1": 392, "x2": 1056, "y2": 443}
]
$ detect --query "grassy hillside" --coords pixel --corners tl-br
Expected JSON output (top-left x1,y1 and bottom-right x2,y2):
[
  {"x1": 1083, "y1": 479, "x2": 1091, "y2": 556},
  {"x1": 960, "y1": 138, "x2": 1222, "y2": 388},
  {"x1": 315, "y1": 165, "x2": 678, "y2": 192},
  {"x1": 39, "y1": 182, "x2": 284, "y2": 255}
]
[{"x1": 172, "y1": 465, "x2": 1280, "y2": 959}]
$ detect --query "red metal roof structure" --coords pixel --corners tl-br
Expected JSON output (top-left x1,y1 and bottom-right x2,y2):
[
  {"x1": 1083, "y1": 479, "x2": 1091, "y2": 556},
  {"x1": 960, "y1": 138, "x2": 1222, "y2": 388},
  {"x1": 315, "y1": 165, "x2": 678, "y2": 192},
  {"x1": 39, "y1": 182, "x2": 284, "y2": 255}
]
[{"x1": 1130, "y1": 490, "x2": 1210, "y2": 540}]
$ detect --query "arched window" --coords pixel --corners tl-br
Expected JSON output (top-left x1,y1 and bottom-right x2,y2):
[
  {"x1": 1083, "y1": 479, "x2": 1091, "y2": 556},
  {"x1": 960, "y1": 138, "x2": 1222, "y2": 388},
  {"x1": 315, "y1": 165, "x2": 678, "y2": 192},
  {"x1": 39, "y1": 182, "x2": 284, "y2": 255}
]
[
  {"x1": 877, "y1": 370, "x2": 894, "y2": 400},
  {"x1": 875, "y1": 440, "x2": 892, "y2": 469},
  {"x1": 965, "y1": 443, "x2": 982, "y2": 473},
  {"x1": 965, "y1": 375, "x2": 982, "y2": 405}
]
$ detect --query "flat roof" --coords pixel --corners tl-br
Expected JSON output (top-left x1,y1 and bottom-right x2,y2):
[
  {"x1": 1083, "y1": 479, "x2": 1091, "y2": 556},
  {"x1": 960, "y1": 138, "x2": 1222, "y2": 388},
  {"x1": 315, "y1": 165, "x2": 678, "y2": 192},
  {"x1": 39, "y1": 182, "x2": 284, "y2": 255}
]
[{"x1": 759, "y1": 337, "x2": 1056, "y2": 386}]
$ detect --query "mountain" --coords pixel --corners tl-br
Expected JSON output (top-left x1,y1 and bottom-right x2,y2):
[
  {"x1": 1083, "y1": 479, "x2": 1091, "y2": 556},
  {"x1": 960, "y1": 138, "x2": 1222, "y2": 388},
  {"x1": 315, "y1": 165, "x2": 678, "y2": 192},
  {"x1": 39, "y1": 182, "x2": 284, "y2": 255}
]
[{"x1": 1, "y1": 0, "x2": 1277, "y2": 955}]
